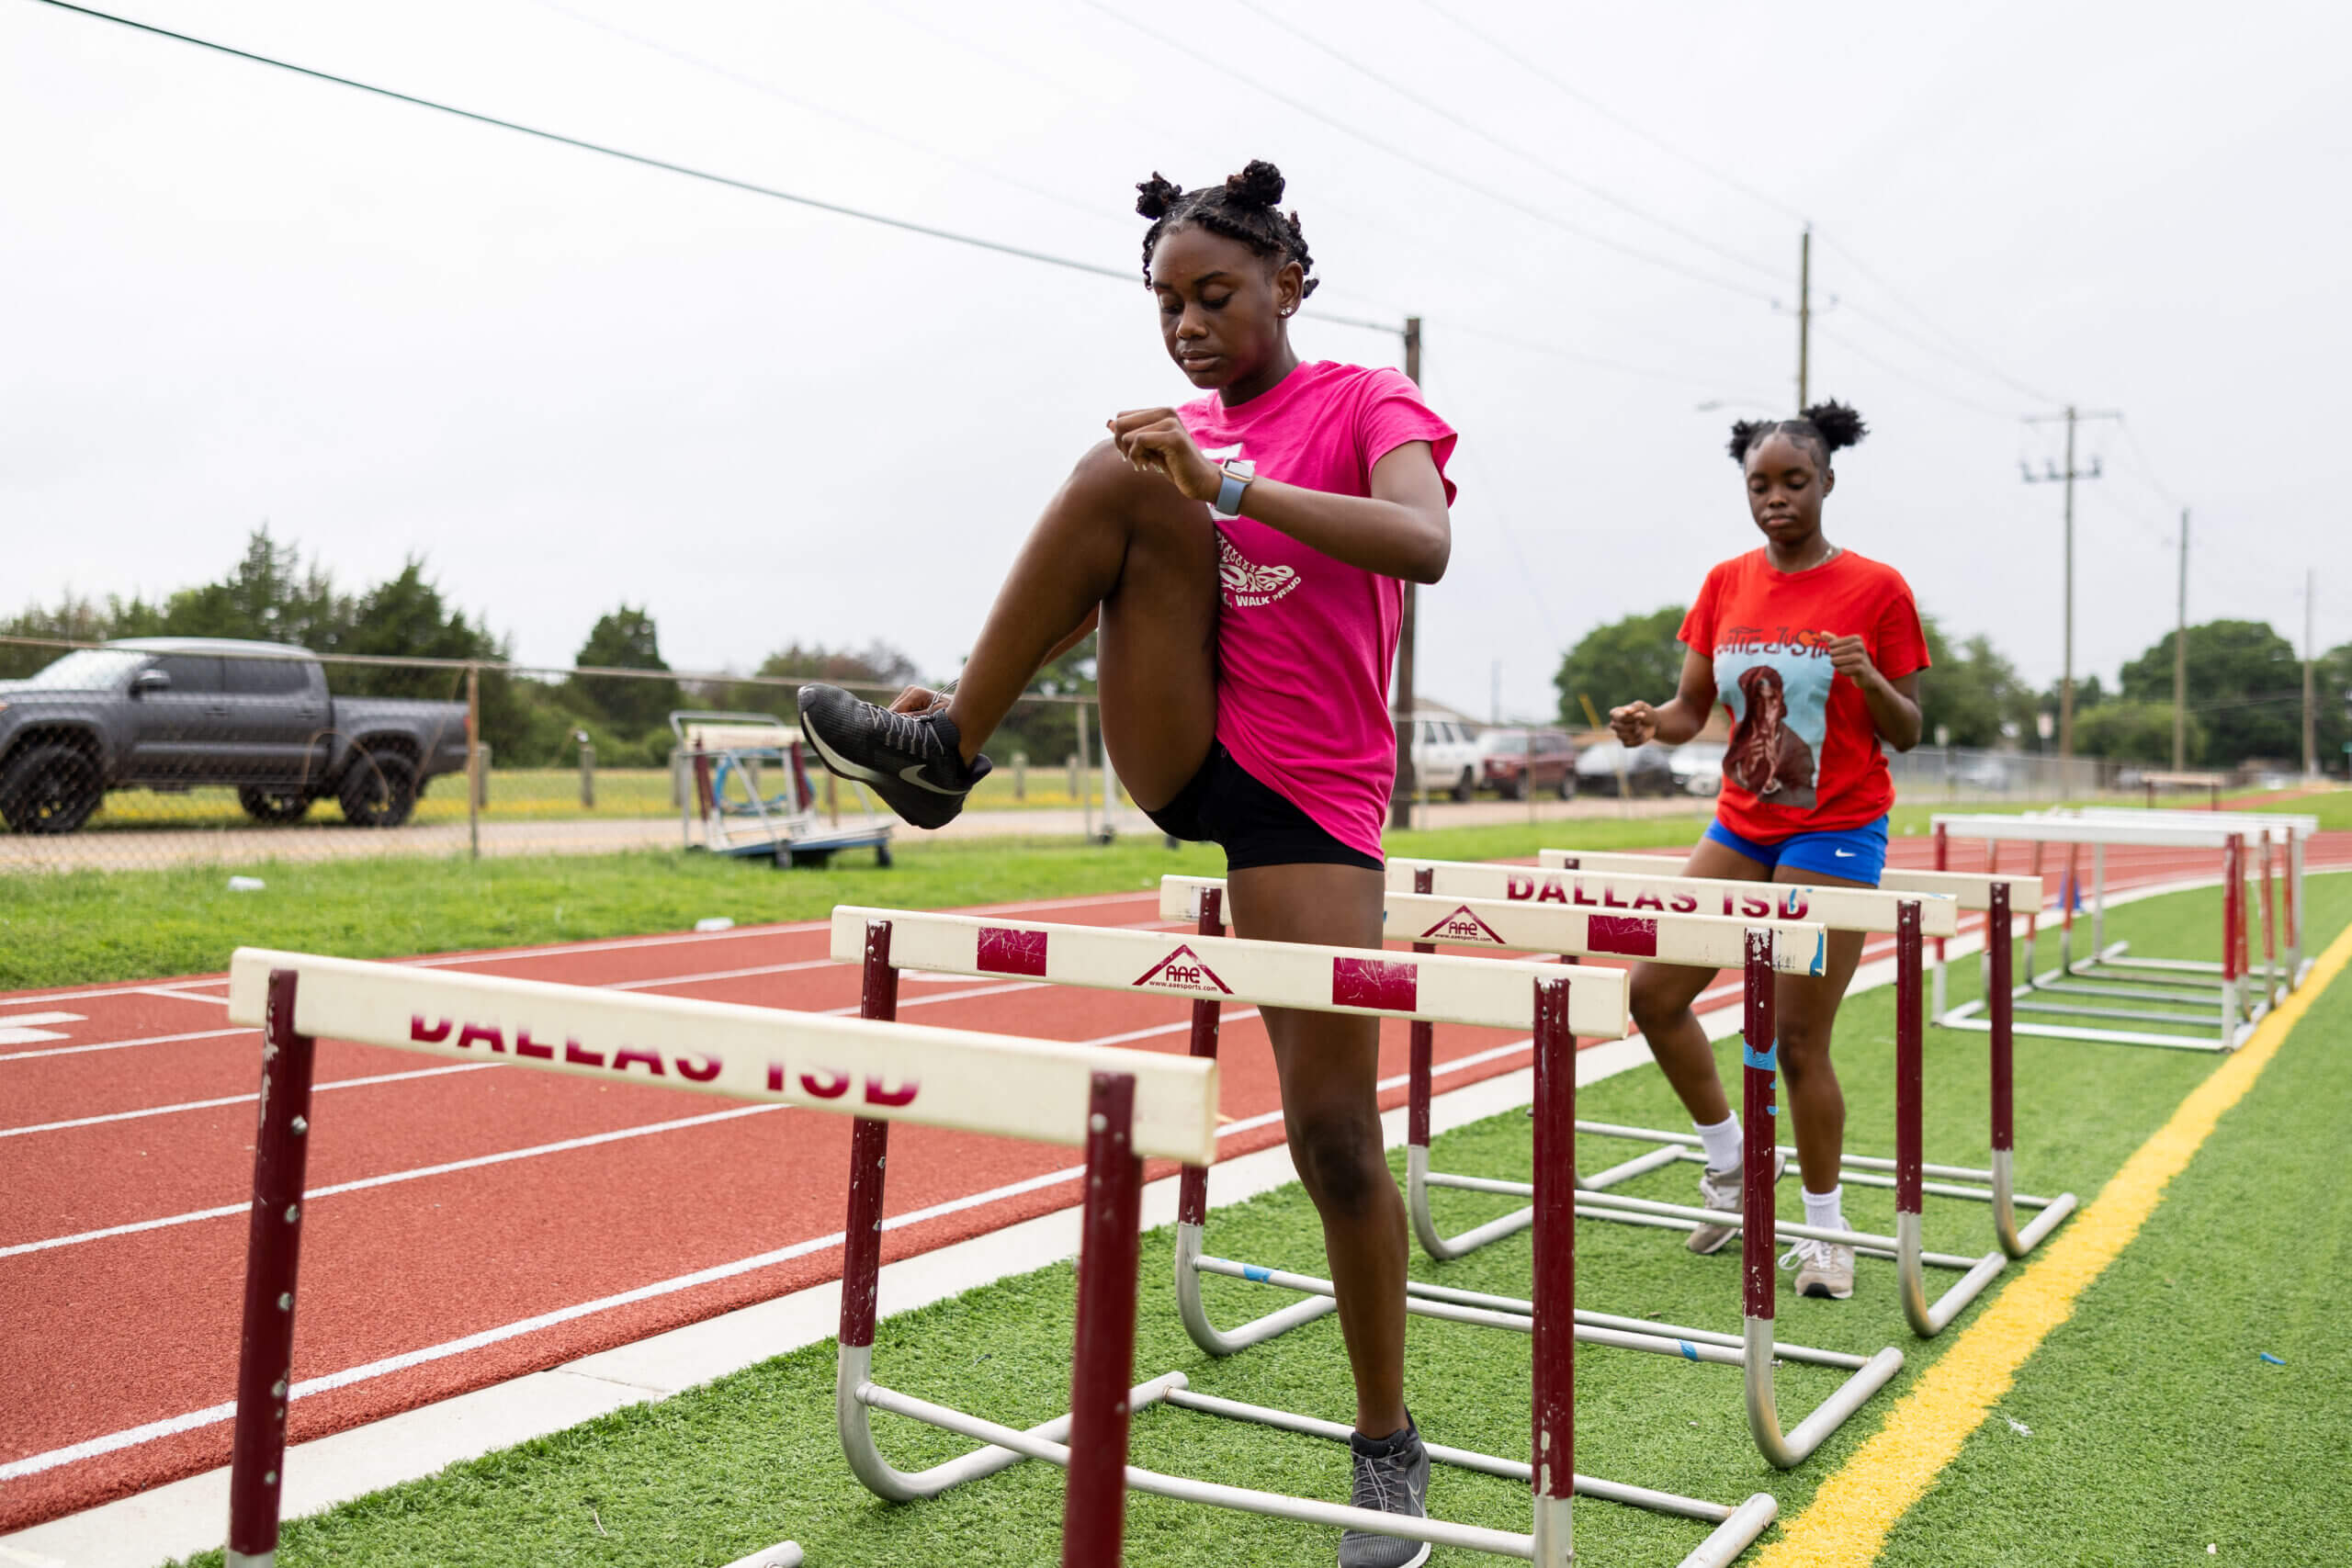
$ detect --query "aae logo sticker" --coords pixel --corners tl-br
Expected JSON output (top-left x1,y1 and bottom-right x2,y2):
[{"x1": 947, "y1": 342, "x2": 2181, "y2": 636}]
[{"x1": 1132, "y1": 943, "x2": 1233, "y2": 996}]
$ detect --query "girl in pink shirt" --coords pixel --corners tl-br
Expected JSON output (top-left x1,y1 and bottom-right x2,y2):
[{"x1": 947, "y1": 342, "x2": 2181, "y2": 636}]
[{"x1": 798, "y1": 161, "x2": 1454, "y2": 1559}]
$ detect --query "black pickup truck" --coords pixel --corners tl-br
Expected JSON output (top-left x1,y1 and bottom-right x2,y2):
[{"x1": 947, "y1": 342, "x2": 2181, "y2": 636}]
[{"x1": 0, "y1": 637, "x2": 471, "y2": 834}]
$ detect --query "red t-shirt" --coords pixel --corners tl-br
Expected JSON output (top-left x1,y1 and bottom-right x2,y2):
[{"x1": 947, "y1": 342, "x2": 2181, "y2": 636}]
[{"x1": 1678, "y1": 547, "x2": 1929, "y2": 841}]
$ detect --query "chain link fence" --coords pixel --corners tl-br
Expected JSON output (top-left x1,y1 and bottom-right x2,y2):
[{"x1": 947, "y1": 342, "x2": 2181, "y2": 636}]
[{"x1": 0, "y1": 636, "x2": 1148, "y2": 874}]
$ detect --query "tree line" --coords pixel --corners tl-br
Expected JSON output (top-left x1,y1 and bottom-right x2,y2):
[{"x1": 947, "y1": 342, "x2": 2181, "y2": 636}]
[
  {"x1": 2, "y1": 528, "x2": 1095, "y2": 771},
  {"x1": 1551, "y1": 604, "x2": 2352, "y2": 769}
]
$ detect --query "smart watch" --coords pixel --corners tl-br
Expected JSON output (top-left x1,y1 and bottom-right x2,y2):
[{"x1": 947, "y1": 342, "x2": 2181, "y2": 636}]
[{"x1": 1211, "y1": 458, "x2": 1256, "y2": 520}]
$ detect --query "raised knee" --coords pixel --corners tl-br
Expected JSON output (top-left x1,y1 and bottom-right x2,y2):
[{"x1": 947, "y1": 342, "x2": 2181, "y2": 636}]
[{"x1": 1290, "y1": 1112, "x2": 1389, "y2": 1217}]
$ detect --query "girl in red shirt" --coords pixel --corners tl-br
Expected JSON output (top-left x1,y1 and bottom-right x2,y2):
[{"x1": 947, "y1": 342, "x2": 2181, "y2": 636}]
[{"x1": 1609, "y1": 402, "x2": 1928, "y2": 1301}]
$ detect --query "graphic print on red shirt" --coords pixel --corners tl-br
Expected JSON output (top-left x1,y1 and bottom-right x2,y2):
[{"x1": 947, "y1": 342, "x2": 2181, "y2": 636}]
[{"x1": 1678, "y1": 547, "x2": 1929, "y2": 841}]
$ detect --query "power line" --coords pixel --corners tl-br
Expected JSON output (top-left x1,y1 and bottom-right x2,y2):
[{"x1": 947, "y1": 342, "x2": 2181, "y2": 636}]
[
  {"x1": 1227, "y1": 0, "x2": 1783, "y2": 285},
  {"x1": 1812, "y1": 322, "x2": 2022, "y2": 421},
  {"x1": 517, "y1": 0, "x2": 1129, "y2": 236},
  {"x1": 1408, "y1": 0, "x2": 1808, "y2": 226},
  {"x1": 1436, "y1": 317, "x2": 1776, "y2": 399},
  {"x1": 1077, "y1": 0, "x2": 1781, "y2": 307},
  {"x1": 1813, "y1": 235, "x2": 2065, "y2": 408},
  {"x1": 27, "y1": 0, "x2": 1409, "y2": 334}
]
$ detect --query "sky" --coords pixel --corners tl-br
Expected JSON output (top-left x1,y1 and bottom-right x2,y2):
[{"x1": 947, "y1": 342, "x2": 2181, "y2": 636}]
[{"x1": 5, "y1": 0, "x2": 2346, "y2": 723}]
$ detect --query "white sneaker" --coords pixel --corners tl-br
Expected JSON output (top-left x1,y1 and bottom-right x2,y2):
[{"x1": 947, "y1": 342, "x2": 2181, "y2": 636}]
[
  {"x1": 1780, "y1": 1235, "x2": 1856, "y2": 1299},
  {"x1": 1686, "y1": 1152, "x2": 1785, "y2": 1255}
]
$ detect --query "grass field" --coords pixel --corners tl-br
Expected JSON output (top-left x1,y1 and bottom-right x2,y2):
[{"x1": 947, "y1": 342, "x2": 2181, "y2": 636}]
[
  {"x1": 18, "y1": 794, "x2": 2324, "y2": 991},
  {"x1": 155, "y1": 873, "x2": 2352, "y2": 1568}
]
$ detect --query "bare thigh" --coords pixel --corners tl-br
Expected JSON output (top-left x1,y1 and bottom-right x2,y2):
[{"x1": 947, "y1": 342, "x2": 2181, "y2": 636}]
[
  {"x1": 1086, "y1": 451, "x2": 1221, "y2": 810},
  {"x1": 1626, "y1": 832, "x2": 1776, "y2": 1023}
]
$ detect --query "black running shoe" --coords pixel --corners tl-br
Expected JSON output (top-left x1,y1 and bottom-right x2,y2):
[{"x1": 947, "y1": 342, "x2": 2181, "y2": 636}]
[{"x1": 797, "y1": 684, "x2": 991, "y2": 830}]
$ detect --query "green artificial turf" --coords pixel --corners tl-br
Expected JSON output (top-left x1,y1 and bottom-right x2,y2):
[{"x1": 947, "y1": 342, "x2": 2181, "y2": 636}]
[{"x1": 155, "y1": 874, "x2": 2352, "y2": 1567}]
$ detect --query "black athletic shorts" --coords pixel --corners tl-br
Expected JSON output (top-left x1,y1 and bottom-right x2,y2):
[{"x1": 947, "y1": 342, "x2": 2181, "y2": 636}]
[{"x1": 1142, "y1": 741, "x2": 1383, "y2": 873}]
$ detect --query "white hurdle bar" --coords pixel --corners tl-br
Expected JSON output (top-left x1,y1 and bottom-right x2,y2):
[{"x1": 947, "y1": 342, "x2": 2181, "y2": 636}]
[
  {"x1": 1128, "y1": 888, "x2": 1900, "y2": 1476},
  {"x1": 831, "y1": 908, "x2": 1779, "y2": 1562},
  {"x1": 217, "y1": 945, "x2": 1224, "y2": 1568},
  {"x1": 1929, "y1": 815, "x2": 2278, "y2": 1050}
]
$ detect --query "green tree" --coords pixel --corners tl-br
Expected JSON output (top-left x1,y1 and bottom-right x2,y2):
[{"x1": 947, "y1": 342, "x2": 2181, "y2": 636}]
[
  {"x1": 1915, "y1": 615, "x2": 2034, "y2": 749},
  {"x1": 573, "y1": 606, "x2": 682, "y2": 737},
  {"x1": 158, "y1": 526, "x2": 348, "y2": 650},
  {"x1": 729, "y1": 640, "x2": 922, "y2": 719},
  {"x1": 2074, "y1": 700, "x2": 2205, "y2": 762},
  {"x1": 2118, "y1": 620, "x2": 2302, "y2": 765},
  {"x1": 1554, "y1": 606, "x2": 1686, "y2": 728}
]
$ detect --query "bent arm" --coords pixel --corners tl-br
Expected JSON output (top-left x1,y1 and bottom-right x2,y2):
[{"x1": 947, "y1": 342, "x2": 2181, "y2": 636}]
[
  {"x1": 1616, "y1": 647, "x2": 1718, "y2": 746},
  {"x1": 1861, "y1": 669, "x2": 1925, "y2": 751},
  {"x1": 1232, "y1": 441, "x2": 1452, "y2": 584}
]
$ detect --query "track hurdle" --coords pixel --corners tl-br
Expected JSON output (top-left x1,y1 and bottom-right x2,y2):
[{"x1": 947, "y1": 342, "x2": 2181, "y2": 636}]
[
  {"x1": 217, "y1": 947, "x2": 1229, "y2": 1568},
  {"x1": 1929, "y1": 814, "x2": 2280, "y2": 1050},
  {"x1": 2032, "y1": 807, "x2": 2318, "y2": 988},
  {"x1": 1363, "y1": 862, "x2": 2024, "y2": 1336},
  {"x1": 1524, "y1": 849, "x2": 2069, "y2": 1266},
  {"x1": 831, "y1": 907, "x2": 1778, "y2": 1562},
  {"x1": 1157, "y1": 879, "x2": 1909, "y2": 1466}
]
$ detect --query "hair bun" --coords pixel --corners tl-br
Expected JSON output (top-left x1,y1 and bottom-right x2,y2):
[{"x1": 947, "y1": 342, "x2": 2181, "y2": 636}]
[
  {"x1": 1225, "y1": 159, "x2": 1286, "y2": 209},
  {"x1": 1725, "y1": 418, "x2": 1770, "y2": 464},
  {"x1": 1135, "y1": 173, "x2": 1182, "y2": 220},
  {"x1": 1801, "y1": 400, "x2": 1868, "y2": 452}
]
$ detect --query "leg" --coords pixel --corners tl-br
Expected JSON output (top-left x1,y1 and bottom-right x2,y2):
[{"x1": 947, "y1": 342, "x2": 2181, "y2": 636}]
[
  {"x1": 1770, "y1": 865, "x2": 1871, "y2": 1198},
  {"x1": 1628, "y1": 835, "x2": 1775, "y2": 1126},
  {"x1": 1227, "y1": 861, "x2": 1408, "y2": 1438},
  {"x1": 945, "y1": 443, "x2": 1220, "y2": 808}
]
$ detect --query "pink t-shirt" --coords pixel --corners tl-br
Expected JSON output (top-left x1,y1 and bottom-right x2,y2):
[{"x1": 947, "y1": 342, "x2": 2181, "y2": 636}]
[{"x1": 1178, "y1": 360, "x2": 1458, "y2": 860}]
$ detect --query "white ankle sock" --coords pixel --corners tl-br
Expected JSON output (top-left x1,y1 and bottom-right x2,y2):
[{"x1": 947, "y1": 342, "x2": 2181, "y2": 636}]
[
  {"x1": 1802, "y1": 1184, "x2": 1845, "y2": 1232},
  {"x1": 1694, "y1": 1114, "x2": 1743, "y2": 1174}
]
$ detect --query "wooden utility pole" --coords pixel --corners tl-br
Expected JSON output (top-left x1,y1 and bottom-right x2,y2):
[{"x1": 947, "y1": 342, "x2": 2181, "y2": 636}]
[
  {"x1": 1391, "y1": 315, "x2": 1422, "y2": 831},
  {"x1": 2304, "y1": 569, "x2": 2318, "y2": 776},
  {"x1": 2021, "y1": 408, "x2": 2119, "y2": 782},
  {"x1": 465, "y1": 662, "x2": 481, "y2": 862},
  {"x1": 1795, "y1": 225, "x2": 1812, "y2": 410},
  {"x1": 2172, "y1": 511, "x2": 2189, "y2": 773}
]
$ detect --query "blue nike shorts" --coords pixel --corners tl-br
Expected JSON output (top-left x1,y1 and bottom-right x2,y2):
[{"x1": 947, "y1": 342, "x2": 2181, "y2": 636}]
[{"x1": 1704, "y1": 815, "x2": 1891, "y2": 886}]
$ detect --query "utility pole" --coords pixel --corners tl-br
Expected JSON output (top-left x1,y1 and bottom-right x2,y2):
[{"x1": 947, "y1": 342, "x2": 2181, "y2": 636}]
[
  {"x1": 2021, "y1": 407, "x2": 2120, "y2": 783},
  {"x1": 2304, "y1": 569, "x2": 2318, "y2": 776},
  {"x1": 2173, "y1": 511, "x2": 2189, "y2": 773},
  {"x1": 1795, "y1": 225, "x2": 1811, "y2": 410},
  {"x1": 1391, "y1": 314, "x2": 1422, "y2": 831}
]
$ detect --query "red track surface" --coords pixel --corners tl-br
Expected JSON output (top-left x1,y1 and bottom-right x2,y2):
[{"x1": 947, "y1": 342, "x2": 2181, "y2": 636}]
[{"x1": 4, "y1": 830, "x2": 2346, "y2": 1531}]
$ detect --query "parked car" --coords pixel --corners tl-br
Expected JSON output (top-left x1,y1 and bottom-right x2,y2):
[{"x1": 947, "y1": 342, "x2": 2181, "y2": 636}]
[
  {"x1": 1408, "y1": 714, "x2": 1484, "y2": 802},
  {"x1": 1670, "y1": 740, "x2": 1727, "y2": 797},
  {"x1": 1476, "y1": 727, "x2": 1577, "y2": 799},
  {"x1": 0, "y1": 638, "x2": 471, "y2": 834},
  {"x1": 1574, "y1": 739, "x2": 1676, "y2": 797}
]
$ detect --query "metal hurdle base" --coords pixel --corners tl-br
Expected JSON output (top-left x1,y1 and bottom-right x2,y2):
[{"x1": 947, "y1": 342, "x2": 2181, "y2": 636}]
[
  {"x1": 833, "y1": 1361, "x2": 1780, "y2": 1565},
  {"x1": 1936, "y1": 941, "x2": 2258, "y2": 1052}
]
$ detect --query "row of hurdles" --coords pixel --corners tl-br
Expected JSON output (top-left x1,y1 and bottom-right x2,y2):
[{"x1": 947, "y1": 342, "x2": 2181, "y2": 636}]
[{"x1": 216, "y1": 840, "x2": 2100, "y2": 1567}]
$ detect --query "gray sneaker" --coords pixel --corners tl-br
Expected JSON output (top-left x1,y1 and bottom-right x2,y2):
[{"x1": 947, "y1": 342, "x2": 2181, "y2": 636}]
[
  {"x1": 1339, "y1": 1422, "x2": 1430, "y2": 1568},
  {"x1": 1686, "y1": 1151, "x2": 1787, "y2": 1256},
  {"x1": 1780, "y1": 1236, "x2": 1856, "y2": 1299}
]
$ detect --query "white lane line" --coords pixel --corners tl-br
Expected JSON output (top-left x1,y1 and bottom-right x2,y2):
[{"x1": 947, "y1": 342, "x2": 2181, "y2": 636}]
[
  {"x1": 0, "y1": 1023, "x2": 1531, "y2": 1486},
  {"x1": 0, "y1": 1005, "x2": 1230, "y2": 1251},
  {"x1": 0, "y1": 1011, "x2": 84, "y2": 1045},
  {"x1": 0, "y1": 1026, "x2": 253, "y2": 1066},
  {"x1": 0, "y1": 1105, "x2": 786, "y2": 1260},
  {"x1": 0, "y1": 890, "x2": 1166, "y2": 1007},
  {"x1": 0, "y1": 1063, "x2": 503, "y2": 1141}
]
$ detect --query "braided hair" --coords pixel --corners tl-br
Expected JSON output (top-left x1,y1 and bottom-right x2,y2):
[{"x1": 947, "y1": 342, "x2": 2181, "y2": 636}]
[
  {"x1": 1135, "y1": 160, "x2": 1318, "y2": 298},
  {"x1": 1728, "y1": 400, "x2": 1868, "y2": 467}
]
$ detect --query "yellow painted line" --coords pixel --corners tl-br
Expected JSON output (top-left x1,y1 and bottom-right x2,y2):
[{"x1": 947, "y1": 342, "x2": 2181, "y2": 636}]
[{"x1": 1755, "y1": 917, "x2": 2352, "y2": 1567}]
